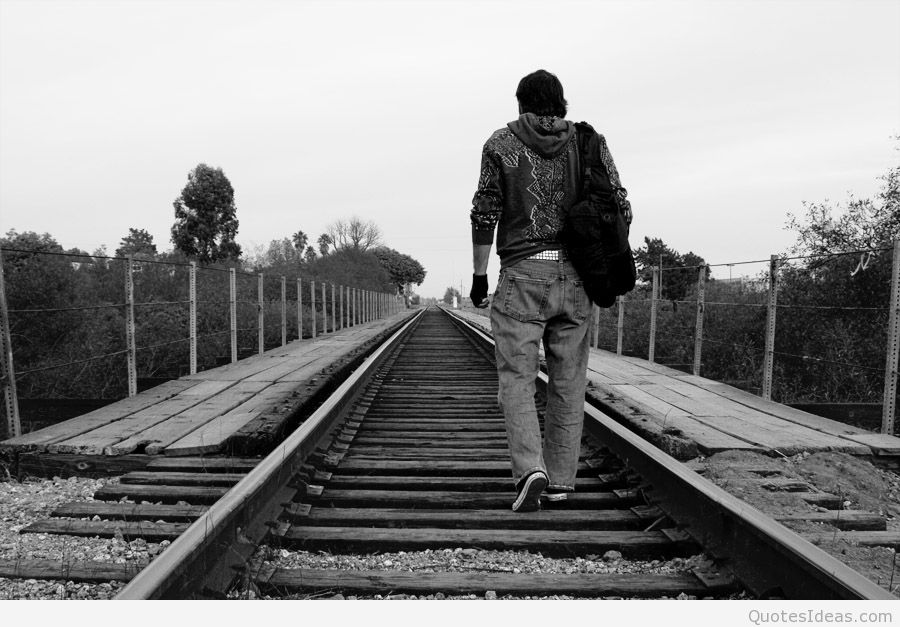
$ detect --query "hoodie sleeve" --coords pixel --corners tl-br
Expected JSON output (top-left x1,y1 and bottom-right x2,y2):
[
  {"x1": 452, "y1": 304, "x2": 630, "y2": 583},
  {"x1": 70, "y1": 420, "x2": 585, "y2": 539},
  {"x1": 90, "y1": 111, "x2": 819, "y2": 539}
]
[{"x1": 470, "y1": 143, "x2": 502, "y2": 245}]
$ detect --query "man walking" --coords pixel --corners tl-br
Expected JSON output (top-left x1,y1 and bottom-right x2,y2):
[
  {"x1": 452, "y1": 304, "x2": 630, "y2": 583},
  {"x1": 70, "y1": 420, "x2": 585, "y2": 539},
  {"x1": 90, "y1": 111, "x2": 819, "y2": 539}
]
[{"x1": 469, "y1": 70, "x2": 591, "y2": 512}]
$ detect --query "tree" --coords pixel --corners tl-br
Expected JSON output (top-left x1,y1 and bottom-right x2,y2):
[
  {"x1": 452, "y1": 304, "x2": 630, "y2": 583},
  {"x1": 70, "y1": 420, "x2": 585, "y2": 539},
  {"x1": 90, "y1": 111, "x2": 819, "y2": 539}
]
[
  {"x1": 786, "y1": 158, "x2": 899, "y2": 260},
  {"x1": 292, "y1": 230, "x2": 309, "y2": 256},
  {"x1": 263, "y1": 238, "x2": 302, "y2": 267},
  {"x1": 769, "y1": 157, "x2": 900, "y2": 404},
  {"x1": 0, "y1": 230, "x2": 128, "y2": 403},
  {"x1": 301, "y1": 248, "x2": 394, "y2": 293},
  {"x1": 443, "y1": 286, "x2": 461, "y2": 305},
  {"x1": 304, "y1": 247, "x2": 318, "y2": 263},
  {"x1": 370, "y1": 247, "x2": 426, "y2": 295},
  {"x1": 326, "y1": 216, "x2": 383, "y2": 251},
  {"x1": 115, "y1": 228, "x2": 157, "y2": 259},
  {"x1": 171, "y1": 163, "x2": 241, "y2": 263},
  {"x1": 633, "y1": 237, "x2": 708, "y2": 301},
  {"x1": 317, "y1": 233, "x2": 332, "y2": 256}
]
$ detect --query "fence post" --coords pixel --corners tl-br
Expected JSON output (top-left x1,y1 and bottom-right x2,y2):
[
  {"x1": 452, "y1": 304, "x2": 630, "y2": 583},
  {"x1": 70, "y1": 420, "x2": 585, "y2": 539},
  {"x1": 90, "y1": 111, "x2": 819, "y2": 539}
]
[
  {"x1": 339, "y1": 285, "x2": 344, "y2": 330},
  {"x1": 230, "y1": 269, "x2": 237, "y2": 363},
  {"x1": 0, "y1": 254, "x2": 20, "y2": 438},
  {"x1": 189, "y1": 261, "x2": 197, "y2": 375},
  {"x1": 591, "y1": 305, "x2": 600, "y2": 348},
  {"x1": 648, "y1": 266, "x2": 659, "y2": 363},
  {"x1": 332, "y1": 284, "x2": 336, "y2": 331},
  {"x1": 762, "y1": 255, "x2": 779, "y2": 401},
  {"x1": 257, "y1": 273, "x2": 264, "y2": 355},
  {"x1": 296, "y1": 278, "x2": 303, "y2": 340},
  {"x1": 310, "y1": 280, "x2": 316, "y2": 339},
  {"x1": 617, "y1": 295, "x2": 625, "y2": 356},
  {"x1": 693, "y1": 265, "x2": 707, "y2": 377},
  {"x1": 882, "y1": 239, "x2": 900, "y2": 434},
  {"x1": 125, "y1": 256, "x2": 138, "y2": 396},
  {"x1": 281, "y1": 276, "x2": 287, "y2": 347},
  {"x1": 353, "y1": 288, "x2": 357, "y2": 325},
  {"x1": 321, "y1": 282, "x2": 327, "y2": 334},
  {"x1": 344, "y1": 287, "x2": 349, "y2": 327}
]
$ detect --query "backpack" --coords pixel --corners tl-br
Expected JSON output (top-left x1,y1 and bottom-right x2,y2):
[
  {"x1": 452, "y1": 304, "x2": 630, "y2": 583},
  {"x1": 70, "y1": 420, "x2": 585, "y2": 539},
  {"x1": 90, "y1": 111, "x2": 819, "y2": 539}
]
[{"x1": 561, "y1": 121, "x2": 637, "y2": 308}]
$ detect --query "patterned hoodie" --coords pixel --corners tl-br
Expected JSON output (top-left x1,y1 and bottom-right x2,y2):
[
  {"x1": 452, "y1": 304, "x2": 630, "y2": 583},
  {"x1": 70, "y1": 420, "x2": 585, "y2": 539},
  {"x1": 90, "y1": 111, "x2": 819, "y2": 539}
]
[{"x1": 470, "y1": 112, "x2": 581, "y2": 269}]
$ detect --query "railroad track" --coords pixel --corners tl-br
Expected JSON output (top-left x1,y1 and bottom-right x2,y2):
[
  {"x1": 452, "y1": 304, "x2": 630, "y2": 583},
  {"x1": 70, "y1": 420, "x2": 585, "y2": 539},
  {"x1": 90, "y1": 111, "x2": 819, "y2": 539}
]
[{"x1": 2, "y1": 308, "x2": 894, "y2": 599}]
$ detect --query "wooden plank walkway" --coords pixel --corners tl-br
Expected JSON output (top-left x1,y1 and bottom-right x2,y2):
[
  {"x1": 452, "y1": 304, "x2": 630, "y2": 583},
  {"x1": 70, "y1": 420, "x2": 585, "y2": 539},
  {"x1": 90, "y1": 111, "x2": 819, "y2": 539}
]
[
  {"x1": 1, "y1": 311, "x2": 416, "y2": 458},
  {"x1": 447, "y1": 307, "x2": 900, "y2": 461}
]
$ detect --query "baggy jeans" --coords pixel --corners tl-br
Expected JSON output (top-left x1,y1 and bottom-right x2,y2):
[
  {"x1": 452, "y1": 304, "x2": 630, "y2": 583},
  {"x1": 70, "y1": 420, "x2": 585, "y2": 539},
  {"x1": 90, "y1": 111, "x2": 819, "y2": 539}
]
[{"x1": 489, "y1": 258, "x2": 592, "y2": 491}]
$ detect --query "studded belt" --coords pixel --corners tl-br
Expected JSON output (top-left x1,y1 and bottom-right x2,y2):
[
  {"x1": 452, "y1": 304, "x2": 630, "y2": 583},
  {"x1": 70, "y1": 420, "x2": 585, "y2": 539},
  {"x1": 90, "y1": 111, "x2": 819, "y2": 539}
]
[{"x1": 526, "y1": 249, "x2": 567, "y2": 261}]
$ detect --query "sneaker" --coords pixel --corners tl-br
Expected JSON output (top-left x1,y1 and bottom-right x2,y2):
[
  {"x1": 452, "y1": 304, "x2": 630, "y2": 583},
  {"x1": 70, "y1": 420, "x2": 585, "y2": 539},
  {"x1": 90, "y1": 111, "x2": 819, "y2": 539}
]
[{"x1": 512, "y1": 471, "x2": 548, "y2": 512}]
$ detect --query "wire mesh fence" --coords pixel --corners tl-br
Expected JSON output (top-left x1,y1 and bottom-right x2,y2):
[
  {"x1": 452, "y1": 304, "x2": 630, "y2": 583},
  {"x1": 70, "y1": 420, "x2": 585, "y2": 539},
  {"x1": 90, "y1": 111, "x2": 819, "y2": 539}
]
[
  {"x1": 448, "y1": 242, "x2": 899, "y2": 434},
  {"x1": 0, "y1": 247, "x2": 401, "y2": 439}
]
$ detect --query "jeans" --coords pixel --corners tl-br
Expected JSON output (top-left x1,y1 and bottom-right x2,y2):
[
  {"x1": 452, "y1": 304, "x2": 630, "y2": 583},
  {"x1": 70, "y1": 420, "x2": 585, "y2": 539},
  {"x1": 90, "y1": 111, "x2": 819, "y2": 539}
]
[{"x1": 489, "y1": 258, "x2": 591, "y2": 491}]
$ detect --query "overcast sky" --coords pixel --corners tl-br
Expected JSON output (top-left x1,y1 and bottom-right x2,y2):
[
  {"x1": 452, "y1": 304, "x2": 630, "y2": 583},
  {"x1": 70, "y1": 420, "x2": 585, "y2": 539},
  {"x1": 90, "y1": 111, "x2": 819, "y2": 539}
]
[{"x1": 1, "y1": 0, "x2": 898, "y2": 297}]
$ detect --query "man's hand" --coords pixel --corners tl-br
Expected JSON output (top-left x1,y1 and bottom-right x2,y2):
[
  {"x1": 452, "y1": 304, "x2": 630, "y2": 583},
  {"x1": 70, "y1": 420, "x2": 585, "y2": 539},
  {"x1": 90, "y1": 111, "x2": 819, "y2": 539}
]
[{"x1": 470, "y1": 274, "x2": 489, "y2": 308}]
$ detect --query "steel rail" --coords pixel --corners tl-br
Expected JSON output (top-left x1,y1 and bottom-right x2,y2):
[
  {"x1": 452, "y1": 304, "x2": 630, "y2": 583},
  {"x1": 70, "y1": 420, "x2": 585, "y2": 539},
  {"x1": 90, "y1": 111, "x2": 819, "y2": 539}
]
[
  {"x1": 115, "y1": 309, "x2": 424, "y2": 599},
  {"x1": 443, "y1": 307, "x2": 895, "y2": 600}
]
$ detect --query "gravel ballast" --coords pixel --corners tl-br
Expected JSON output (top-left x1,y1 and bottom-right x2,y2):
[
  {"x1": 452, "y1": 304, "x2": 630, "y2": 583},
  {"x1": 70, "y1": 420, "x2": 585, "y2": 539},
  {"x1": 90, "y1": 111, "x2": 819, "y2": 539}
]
[
  {"x1": 0, "y1": 476, "x2": 167, "y2": 600},
  {"x1": 3, "y1": 449, "x2": 900, "y2": 599}
]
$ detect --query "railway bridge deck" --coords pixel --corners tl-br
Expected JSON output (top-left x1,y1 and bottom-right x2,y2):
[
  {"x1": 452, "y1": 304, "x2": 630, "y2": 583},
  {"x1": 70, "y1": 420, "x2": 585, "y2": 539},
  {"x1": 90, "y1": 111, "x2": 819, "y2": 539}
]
[{"x1": 4, "y1": 306, "x2": 899, "y2": 478}]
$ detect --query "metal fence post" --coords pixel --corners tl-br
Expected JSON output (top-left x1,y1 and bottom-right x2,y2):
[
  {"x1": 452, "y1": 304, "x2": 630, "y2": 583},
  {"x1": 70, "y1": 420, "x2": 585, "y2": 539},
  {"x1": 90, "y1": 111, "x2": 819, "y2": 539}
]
[
  {"x1": 0, "y1": 254, "x2": 20, "y2": 438},
  {"x1": 189, "y1": 261, "x2": 197, "y2": 375},
  {"x1": 331, "y1": 283, "x2": 336, "y2": 331},
  {"x1": 617, "y1": 295, "x2": 625, "y2": 357},
  {"x1": 649, "y1": 266, "x2": 659, "y2": 363},
  {"x1": 592, "y1": 305, "x2": 600, "y2": 348},
  {"x1": 229, "y1": 269, "x2": 237, "y2": 363},
  {"x1": 257, "y1": 273, "x2": 264, "y2": 355},
  {"x1": 762, "y1": 255, "x2": 780, "y2": 401},
  {"x1": 693, "y1": 265, "x2": 707, "y2": 377},
  {"x1": 296, "y1": 278, "x2": 303, "y2": 340},
  {"x1": 310, "y1": 280, "x2": 317, "y2": 338},
  {"x1": 321, "y1": 282, "x2": 327, "y2": 334},
  {"x1": 281, "y1": 276, "x2": 287, "y2": 347},
  {"x1": 882, "y1": 239, "x2": 900, "y2": 434},
  {"x1": 125, "y1": 256, "x2": 138, "y2": 396}
]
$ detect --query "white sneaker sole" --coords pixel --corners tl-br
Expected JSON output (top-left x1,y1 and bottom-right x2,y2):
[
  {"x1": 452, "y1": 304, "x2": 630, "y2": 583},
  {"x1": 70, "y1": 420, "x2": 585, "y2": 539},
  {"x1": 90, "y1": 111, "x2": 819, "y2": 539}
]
[{"x1": 512, "y1": 472, "x2": 548, "y2": 512}]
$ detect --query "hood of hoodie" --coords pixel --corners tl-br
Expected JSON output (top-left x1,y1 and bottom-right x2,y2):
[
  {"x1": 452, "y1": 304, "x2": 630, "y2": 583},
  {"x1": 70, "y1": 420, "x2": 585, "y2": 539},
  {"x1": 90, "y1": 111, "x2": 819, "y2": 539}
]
[{"x1": 507, "y1": 112, "x2": 575, "y2": 159}]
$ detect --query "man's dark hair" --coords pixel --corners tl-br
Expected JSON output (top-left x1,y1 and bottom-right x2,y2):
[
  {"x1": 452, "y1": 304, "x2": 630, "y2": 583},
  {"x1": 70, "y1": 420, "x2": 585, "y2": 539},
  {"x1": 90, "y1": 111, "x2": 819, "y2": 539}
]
[{"x1": 515, "y1": 69, "x2": 568, "y2": 117}]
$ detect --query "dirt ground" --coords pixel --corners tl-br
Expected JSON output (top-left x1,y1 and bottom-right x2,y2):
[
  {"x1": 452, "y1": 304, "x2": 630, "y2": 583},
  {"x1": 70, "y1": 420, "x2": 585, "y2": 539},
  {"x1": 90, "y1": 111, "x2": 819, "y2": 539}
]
[{"x1": 689, "y1": 450, "x2": 900, "y2": 595}]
